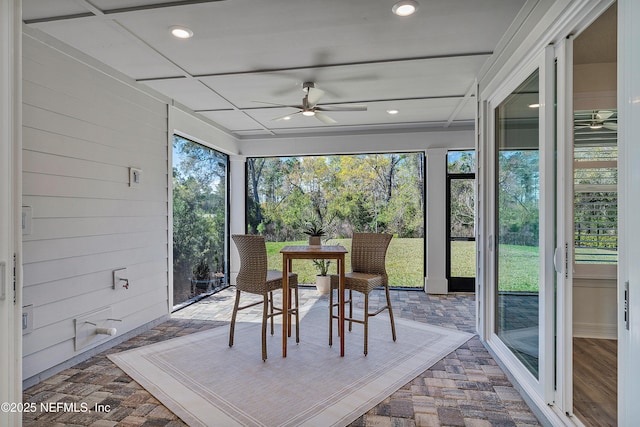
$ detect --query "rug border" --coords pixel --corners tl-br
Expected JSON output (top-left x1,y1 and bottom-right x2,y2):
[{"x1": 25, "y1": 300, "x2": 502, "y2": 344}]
[{"x1": 109, "y1": 304, "x2": 473, "y2": 427}]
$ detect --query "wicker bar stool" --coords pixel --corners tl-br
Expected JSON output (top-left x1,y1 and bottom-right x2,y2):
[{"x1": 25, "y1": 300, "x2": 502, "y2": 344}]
[
  {"x1": 329, "y1": 232, "x2": 395, "y2": 355},
  {"x1": 230, "y1": 234, "x2": 299, "y2": 361}
]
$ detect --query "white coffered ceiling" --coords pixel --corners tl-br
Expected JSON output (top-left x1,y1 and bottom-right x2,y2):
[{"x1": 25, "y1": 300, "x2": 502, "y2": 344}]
[{"x1": 22, "y1": 0, "x2": 528, "y2": 139}]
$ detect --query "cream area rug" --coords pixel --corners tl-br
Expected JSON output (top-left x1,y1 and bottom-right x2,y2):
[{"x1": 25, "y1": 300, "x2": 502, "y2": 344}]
[{"x1": 109, "y1": 300, "x2": 473, "y2": 427}]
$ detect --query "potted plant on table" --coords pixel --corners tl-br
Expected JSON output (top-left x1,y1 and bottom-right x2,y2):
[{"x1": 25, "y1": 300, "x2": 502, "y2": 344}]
[
  {"x1": 313, "y1": 258, "x2": 332, "y2": 295},
  {"x1": 303, "y1": 219, "x2": 326, "y2": 247}
]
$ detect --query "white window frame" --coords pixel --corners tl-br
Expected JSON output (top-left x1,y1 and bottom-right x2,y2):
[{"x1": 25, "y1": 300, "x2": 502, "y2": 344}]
[{"x1": 572, "y1": 138, "x2": 618, "y2": 280}]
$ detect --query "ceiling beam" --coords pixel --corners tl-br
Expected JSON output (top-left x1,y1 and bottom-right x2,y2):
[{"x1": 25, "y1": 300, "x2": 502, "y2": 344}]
[
  {"x1": 189, "y1": 52, "x2": 494, "y2": 79},
  {"x1": 24, "y1": 0, "x2": 227, "y2": 24},
  {"x1": 445, "y1": 81, "x2": 476, "y2": 127}
]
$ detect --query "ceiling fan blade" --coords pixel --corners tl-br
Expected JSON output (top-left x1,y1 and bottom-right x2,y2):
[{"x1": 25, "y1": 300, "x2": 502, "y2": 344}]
[
  {"x1": 307, "y1": 87, "x2": 325, "y2": 105},
  {"x1": 272, "y1": 111, "x2": 301, "y2": 121},
  {"x1": 315, "y1": 112, "x2": 336, "y2": 124},
  {"x1": 317, "y1": 104, "x2": 367, "y2": 112},
  {"x1": 603, "y1": 122, "x2": 618, "y2": 130},
  {"x1": 596, "y1": 110, "x2": 614, "y2": 120},
  {"x1": 253, "y1": 100, "x2": 302, "y2": 108}
]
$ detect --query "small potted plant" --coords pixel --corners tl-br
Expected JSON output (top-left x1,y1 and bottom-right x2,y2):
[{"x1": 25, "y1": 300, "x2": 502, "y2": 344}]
[
  {"x1": 313, "y1": 258, "x2": 332, "y2": 294},
  {"x1": 303, "y1": 219, "x2": 326, "y2": 246},
  {"x1": 190, "y1": 258, "x2": 212, "y2": 294}
]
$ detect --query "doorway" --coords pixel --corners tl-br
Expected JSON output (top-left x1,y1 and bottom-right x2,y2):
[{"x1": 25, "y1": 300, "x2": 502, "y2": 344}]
[
  {"x1": 446, "y1": 150, "x2": 476, "y2": 292},
  {"x1": 571, "y1": 4, "x2": 618, "y2": 425}
]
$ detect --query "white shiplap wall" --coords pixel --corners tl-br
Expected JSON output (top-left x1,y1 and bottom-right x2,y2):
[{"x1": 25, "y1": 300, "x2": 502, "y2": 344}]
[{"x1": 21, "y1": 33, "x2": 170, "y2": 382}]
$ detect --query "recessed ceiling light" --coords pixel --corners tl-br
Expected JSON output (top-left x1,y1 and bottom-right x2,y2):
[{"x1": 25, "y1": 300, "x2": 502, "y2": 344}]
[
  {"x1": 282, "y1": 116, "x2": 291, "y2": 121},
  {"x1": 387, "y1": 109, "x2": 399, "y2": 115},
  {"x1": 528, "y1": 103, "x2": 540, "y2": 109},
  {"x1": 170, "y1": 26, "x2": 194, "y2": 39},
  {"x1": 392, "y1": 0, "x2": 419, "y2": 17}
]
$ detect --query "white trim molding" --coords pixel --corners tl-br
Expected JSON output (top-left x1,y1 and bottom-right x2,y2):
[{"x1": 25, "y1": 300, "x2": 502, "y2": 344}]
[
  {"x1": 0, "y1": 0, "x2": 22, "y2": 425},
  {"x1": 617, "y1": 0, "x2": 640, "y2": 424}
]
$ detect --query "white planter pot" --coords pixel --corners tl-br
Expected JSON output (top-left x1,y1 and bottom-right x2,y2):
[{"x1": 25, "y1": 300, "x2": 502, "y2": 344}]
[{"x1": 315, "y1": 275, "x2": 331, "y2": 295}]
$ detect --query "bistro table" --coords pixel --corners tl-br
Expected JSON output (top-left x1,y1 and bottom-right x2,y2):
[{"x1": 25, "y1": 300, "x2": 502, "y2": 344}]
[{"x1": 280, "y1": 245, "x2": 348, "y2": 357}]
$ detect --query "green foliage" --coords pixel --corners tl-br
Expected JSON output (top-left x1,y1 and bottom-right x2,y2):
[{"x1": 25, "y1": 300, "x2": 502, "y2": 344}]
[
  {"x1": 247, "y1": 153, "x2": 425, "y2": 240},
  {"x1": 303, "y1": 219, "x2": 326, "y2": 237},
  {"x1": 312, "y1": 259, "x2": 331, "y2": 276},
  {"x1": 498, "y1": 150, "x2": 540, "y2": 247},
  {"x1": 172, "y1": 136, "x2": 226, "y2": 297},
  {"x1": 192, "y1": 258, "x2": 211, "y2": 280}
]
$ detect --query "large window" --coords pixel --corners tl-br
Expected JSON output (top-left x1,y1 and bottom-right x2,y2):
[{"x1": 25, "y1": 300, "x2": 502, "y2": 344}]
[
  {"x1": 573, "y1": 109, "x2": 618, "y2": 269},
  {"x1": 172, "y1": 135, "x2": 229, "y2": 307},
  {"x1": 246, "y1": 153, "x2": 425, "y2": 288}
]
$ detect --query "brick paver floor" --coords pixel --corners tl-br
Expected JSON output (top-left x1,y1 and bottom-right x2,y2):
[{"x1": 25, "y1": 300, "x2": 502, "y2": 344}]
[{"x1": 23, "y1": 287, "x2": 541, "y2": 426}]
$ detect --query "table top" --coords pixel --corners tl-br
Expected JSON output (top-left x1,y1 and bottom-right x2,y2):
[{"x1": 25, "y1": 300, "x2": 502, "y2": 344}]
[{"x1": 280, "y1": 245, "x2": 347, "y2": 255}]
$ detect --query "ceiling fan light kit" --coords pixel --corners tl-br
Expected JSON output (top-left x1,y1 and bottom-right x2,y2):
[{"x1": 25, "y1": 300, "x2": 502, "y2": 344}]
[
  {"x1": 392, "y1": 0, "x2": 419, "y2": 17},
  {"x1": 574, "y1": 109, "x2": 617, "y2": 131},
  {"x1": 260, "y1": 80, "x2": 367, "y2": 124}
]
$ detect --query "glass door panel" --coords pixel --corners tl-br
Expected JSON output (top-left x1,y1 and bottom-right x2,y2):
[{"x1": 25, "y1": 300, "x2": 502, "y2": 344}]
[
  {"x1": 495, "y1": 69, "x2": 540, "y2": 378},
  {"x1": 172, "y1": 135, "x2": 229, "y2": 307},
  {"x1": 447, "y1": 149, "x2": 476, "y2": 292}
]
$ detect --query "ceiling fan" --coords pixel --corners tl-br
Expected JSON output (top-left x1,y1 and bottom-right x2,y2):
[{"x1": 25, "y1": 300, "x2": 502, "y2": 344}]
[
  {"x1": 574, "y1": 110, "x2": 617, "y2": 131},
  {"x1": 255, "y1": 82, "x2": 367, "y2": 124}
]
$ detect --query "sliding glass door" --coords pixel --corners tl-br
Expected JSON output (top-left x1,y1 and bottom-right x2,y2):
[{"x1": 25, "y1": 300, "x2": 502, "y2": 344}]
[
  {"x1": 489, "y1": 47, "x2": 556, "y2": 406},
  {"x1": 494, "y1": 70, "x2": 541, "y2": 377}
]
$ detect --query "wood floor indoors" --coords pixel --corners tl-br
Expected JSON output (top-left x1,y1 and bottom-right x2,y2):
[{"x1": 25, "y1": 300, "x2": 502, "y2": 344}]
[{"x1": 573, "y1": 337, "x2": 617, "y2": 427}]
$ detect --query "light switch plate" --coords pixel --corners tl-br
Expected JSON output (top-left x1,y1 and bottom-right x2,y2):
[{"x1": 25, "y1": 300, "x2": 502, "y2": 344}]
[
  {"x1": 22, "y1": 206, "x2": 32, "y2": 235},
  {"x1": 22, "y1": 304, "x2": 33, "y2": 335},
  {"x1": 129, "y1": 167, "x2": 142, "y2": 187}
]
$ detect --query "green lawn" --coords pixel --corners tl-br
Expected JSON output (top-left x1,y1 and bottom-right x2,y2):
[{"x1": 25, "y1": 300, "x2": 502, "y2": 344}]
[
  {"x1": 497, "y1": 244, "x2": 539, "y2": 292},
  {"x1": 266, "y1": 238, "x2": 424, "y2": 288},
  {"x1": 265, "y1": 239, "x2": 544, "y2": 292},
  {"x1": 450, "y1": 240, "x2": 476, "y2": 277}
]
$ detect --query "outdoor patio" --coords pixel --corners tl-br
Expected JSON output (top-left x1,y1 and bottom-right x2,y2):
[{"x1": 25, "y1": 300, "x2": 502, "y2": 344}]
[{"x1": 22, "y1": 287, "x2": 541, "y2": 426}]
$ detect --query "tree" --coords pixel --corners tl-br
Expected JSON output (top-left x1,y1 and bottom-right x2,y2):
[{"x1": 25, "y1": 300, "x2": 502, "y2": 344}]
[
  {"x1": 172, "y1": 136, "x2": 227, "y2": 302},
  {"x1": 247, "y1": 158, "x2": 265, "y2": 227},
  {"x1": 247, "y1": 153, "x2": 425, "y2": 240},
  {"x1": 497, "y1": 150, "x2": 540, "y2": 246}
]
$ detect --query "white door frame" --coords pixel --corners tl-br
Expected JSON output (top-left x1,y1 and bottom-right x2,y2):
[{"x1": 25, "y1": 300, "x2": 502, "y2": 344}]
[
  {"x1": 618, "y1": 0, "x2": 640, "y2": 424},
  {"x1": 553, "y1": 35, "x2": 575, "y2": 418},
  {"x1": 484, "y1": 47, "x2": 557, "y2": 413},
  {"x1": 0, "y1": 0, "x2": 22, "y2": 425}
]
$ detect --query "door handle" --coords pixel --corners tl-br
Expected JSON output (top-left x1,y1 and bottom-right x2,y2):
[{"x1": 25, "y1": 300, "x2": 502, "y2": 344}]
[{"x1": 553, "y1": 247, "x2": 563, "y2": 274}]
